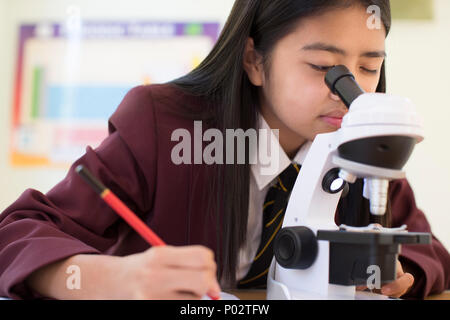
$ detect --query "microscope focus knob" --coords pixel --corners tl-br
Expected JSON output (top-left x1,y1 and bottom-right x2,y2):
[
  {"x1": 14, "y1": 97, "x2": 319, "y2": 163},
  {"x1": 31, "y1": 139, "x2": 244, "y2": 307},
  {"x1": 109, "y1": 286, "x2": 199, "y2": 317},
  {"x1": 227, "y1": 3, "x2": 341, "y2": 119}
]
[
  {"x1": 322, "y1": 168, "x2": 347, "y2": 194},
  {"x1": 274, "y1": 226, "x2": 318, "y2": 269}
]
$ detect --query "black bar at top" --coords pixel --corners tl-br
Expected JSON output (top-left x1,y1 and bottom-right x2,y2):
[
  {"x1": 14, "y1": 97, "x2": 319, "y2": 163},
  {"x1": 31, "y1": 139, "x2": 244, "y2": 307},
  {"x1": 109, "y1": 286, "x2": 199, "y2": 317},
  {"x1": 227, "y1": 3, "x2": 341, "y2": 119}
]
[{"x1": 75, "y1": 165, "x2": 107, "y2": 195}]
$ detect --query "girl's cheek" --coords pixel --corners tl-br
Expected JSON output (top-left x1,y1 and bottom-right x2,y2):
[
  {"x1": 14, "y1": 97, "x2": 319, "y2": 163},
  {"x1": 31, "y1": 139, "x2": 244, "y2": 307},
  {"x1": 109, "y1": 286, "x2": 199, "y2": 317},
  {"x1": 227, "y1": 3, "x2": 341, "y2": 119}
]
[
  {"x1": 264, "y1": 65, "x2": 323, "y2": 120},
  {"x1": 297, "y1": 83, "x2": 325, "y2": 110},
  {"x1": 354, "y1": 72, "x2": 381, "y2": 93}
]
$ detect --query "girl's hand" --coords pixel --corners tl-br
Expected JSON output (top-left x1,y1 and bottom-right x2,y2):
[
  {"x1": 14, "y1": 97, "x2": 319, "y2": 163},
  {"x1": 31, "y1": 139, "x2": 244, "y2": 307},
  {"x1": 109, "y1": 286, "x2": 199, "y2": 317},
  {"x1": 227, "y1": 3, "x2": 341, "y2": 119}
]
[
  {"x1": 356, "y1": 260, "x2": 414, "y2": 298},
  {"x1": 119, "y1": 245, "x2": 221, "y2": 300},
  {"x1": 380, "y1": 260, "x2": 414, "y2": 298}
]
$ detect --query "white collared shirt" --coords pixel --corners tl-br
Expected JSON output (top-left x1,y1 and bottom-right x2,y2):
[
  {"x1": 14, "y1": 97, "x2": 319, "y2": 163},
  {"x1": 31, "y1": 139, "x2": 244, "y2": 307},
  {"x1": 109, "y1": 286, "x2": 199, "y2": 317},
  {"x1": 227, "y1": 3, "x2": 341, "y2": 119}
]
[{"x1": 236, "y1": 116, "x2": 312, "y2": 282}]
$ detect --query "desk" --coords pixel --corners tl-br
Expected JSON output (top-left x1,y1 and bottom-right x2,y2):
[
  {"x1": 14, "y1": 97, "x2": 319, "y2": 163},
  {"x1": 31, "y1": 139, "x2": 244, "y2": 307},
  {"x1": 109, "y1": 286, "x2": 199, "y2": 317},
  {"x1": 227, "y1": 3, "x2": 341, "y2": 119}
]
[
  {"x1": 426, "y1": 290, "x2": 450, "y2": 300},
  {"x1": 229, "y1": 290, "x2": 450, "y2": 300}
]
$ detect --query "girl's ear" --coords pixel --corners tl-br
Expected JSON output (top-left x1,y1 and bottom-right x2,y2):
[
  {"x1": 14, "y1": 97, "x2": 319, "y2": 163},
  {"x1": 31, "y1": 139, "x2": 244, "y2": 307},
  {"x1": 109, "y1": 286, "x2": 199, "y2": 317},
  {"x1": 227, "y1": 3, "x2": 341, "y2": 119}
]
[{"x1": 243, "y1": 37, "x2": 265, "y2": 86}]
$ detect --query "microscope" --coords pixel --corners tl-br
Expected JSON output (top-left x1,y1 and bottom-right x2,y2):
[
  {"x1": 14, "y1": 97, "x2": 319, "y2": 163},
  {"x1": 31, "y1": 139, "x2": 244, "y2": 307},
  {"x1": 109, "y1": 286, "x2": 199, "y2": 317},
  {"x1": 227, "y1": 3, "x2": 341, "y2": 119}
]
[{"x1": 267, "y1": 65, "x2": 431, "y2": 300}]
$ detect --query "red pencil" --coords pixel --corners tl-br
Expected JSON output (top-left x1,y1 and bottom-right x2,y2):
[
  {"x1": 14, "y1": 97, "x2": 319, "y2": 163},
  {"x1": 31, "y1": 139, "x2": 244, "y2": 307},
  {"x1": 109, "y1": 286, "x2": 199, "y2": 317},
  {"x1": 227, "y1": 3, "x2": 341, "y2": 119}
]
[{"x1": 75, "y1": 165, "x2": 219, "y2": 300}]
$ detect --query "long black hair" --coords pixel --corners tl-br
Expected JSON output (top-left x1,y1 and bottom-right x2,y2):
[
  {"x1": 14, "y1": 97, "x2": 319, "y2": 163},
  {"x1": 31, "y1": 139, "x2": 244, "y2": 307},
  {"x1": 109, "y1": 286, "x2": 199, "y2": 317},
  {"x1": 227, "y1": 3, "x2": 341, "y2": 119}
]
[{"x1": 171, "y1": 0, "x2": 392, "y2": 287}]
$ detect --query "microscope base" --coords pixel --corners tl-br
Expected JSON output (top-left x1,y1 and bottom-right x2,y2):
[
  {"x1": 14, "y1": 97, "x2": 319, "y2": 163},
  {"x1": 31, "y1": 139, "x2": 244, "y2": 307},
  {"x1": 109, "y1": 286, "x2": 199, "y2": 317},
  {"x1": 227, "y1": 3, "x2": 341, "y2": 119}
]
[
  {"x1": 268, "y1": 231, "x2": 431, "y2": 300},
  {"x1": 317, "y1": 230, "x2": 431, "y2": 286},
  {"x1": 267, "y1": 259, "x2": 392, "y2": 300}
]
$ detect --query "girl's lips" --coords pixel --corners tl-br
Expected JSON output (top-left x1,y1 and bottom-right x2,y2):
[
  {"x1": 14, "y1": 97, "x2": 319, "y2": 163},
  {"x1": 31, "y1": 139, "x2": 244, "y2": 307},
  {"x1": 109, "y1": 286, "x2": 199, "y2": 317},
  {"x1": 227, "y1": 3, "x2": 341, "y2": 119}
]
[{"x1": 320, "y1": 116, "x2": 343, "y2": 128}]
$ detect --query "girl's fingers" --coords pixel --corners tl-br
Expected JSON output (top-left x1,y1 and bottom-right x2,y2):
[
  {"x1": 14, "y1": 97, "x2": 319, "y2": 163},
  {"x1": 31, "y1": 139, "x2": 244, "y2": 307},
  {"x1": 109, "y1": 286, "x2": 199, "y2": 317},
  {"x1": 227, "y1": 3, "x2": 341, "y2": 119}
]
[
  {"x1": 148, "y1": 245, "x2": 217, "y2": 270},
  {"x1": 163, "y1": 268, "x2": 221, "y2": 298},
  {"x1": 381, "y1": 272, "x2": 414, "y2": 298},
  {"x1": 396, "y1": 260, "x2": 405, "y2": 277},
  {"x1": 173, "y1": 291, "x2": 204, "y2": 300},
  {"x1": 356, "y1": 285, "x2": 367, "y2": 291},
  {"x1": 154, "y1": 291, "x2": 203, "y2": 300}
]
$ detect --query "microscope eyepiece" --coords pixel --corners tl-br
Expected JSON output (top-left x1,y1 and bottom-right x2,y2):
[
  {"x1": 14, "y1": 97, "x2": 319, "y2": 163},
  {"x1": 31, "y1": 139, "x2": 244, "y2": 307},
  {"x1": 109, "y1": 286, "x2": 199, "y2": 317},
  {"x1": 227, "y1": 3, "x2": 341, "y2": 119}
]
[{"x1": 325, "y1": 65, "x2": 365, "y2": 109}]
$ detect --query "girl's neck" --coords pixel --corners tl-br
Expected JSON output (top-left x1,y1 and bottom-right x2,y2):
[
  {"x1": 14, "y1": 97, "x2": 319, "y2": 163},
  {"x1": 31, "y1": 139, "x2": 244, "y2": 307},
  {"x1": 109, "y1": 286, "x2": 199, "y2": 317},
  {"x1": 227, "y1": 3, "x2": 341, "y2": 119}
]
[{"x1": 260, "y1": 108, "x2": 306, "y2": 160}]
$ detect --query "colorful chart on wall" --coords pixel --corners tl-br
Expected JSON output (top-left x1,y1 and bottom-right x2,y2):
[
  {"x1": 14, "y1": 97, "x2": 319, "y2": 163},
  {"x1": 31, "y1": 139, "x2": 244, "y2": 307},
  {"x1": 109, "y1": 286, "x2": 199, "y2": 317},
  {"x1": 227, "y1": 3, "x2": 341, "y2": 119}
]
[{"x1": 11, "y1": 21, "x2": 220, "y2": 167}]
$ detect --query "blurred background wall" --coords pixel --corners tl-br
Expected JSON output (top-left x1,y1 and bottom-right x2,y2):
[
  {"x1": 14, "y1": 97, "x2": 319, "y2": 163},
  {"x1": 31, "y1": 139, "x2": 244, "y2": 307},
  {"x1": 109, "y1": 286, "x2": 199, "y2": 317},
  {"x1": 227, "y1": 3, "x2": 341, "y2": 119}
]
[
  {"x1": 0, "y1": 0, "x2": 449, "y2": 250},
  {"x1": 386, "y1": 0, "x2": 450, "y2": 249}
]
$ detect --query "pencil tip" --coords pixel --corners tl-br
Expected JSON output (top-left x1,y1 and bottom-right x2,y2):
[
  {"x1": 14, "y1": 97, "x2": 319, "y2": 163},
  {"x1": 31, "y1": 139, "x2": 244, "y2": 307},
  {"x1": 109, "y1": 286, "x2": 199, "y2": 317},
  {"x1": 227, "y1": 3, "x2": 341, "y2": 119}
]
[{"x1": 75, "y1": 165, "x2": 84, "y2": 174}]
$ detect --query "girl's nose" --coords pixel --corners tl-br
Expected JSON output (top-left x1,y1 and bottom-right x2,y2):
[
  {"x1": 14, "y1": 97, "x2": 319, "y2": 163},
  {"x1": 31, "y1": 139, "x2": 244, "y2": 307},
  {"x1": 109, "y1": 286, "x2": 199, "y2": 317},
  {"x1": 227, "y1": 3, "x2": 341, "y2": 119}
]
[
  {"x1": 329, "y1": 90, "x2": 348, "y2": 110},
  {"x1": 329, "y1": 91, "x2": 341, "y2": 102}
]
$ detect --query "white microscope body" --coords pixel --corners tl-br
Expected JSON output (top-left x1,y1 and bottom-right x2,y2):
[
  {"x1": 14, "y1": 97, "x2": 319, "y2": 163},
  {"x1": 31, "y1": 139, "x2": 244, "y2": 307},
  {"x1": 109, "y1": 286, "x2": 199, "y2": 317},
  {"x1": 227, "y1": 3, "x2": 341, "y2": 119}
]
[{"x1": 267, "y1": 66, "x2": 427, "y2": 300}]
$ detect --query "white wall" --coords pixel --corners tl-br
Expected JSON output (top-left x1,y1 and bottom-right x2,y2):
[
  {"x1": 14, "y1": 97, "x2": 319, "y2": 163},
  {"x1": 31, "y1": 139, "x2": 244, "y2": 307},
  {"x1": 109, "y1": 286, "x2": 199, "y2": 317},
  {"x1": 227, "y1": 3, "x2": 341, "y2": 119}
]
[
  {"x1": 0, "y1": 0, "x2": 449, "y2": 250},
  {"x1": 386, "y1": 0, "x2": 450, "y2": 249}
]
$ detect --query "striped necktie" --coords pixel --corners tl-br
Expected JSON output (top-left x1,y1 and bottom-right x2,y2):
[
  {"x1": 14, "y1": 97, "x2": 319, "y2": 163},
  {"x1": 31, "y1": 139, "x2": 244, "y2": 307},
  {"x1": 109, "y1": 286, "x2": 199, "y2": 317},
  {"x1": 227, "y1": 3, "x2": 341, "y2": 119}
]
[{"x1": 238, "y1": 162, "x2": 301, "y2": 289}]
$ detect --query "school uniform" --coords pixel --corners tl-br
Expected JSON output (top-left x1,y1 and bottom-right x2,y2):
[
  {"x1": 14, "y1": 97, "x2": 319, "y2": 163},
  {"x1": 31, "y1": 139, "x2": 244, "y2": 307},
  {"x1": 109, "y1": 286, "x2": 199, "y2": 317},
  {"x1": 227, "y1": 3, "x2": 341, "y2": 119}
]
[{"x1": 0, "y1": 84, "x2": 448, "y2": 299}]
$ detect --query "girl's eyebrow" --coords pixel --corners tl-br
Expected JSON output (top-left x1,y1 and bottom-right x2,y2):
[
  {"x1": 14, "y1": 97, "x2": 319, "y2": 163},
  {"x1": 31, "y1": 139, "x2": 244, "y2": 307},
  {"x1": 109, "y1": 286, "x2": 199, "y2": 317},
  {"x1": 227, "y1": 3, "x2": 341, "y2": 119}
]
[{"x1": 302, "y1": 42, "x2": 387, "y2": 58}]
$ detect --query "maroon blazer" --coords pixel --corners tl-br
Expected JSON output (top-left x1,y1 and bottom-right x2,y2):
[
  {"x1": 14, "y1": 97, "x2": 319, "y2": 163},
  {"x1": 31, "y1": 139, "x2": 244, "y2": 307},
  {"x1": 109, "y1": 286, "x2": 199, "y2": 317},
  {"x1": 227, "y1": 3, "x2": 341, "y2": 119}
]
[{"x1": 0, "y1": 84, "x2": 449, "y2": 299}]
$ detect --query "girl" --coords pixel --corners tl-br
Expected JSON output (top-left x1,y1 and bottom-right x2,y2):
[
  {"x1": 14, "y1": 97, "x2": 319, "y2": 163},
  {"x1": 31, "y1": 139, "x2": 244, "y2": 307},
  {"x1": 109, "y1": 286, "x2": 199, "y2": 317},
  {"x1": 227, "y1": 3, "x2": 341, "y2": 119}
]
[{"x1": 0, "y1": 0, "x2": 449, "y2": 300}]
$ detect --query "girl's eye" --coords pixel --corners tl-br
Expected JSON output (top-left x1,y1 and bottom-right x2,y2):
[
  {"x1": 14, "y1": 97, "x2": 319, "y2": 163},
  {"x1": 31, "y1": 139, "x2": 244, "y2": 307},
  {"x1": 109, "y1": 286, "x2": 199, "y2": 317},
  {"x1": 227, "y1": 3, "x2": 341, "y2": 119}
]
[
  {"x1": 308, "y1": 64, "x2": 335, "y2": 72},
  {"x1": 361, "y1": 67, "x2": 378, "y2": 74},
  {"x1": 308, "y1": 64, "x2": 378, "y2": 74}
]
